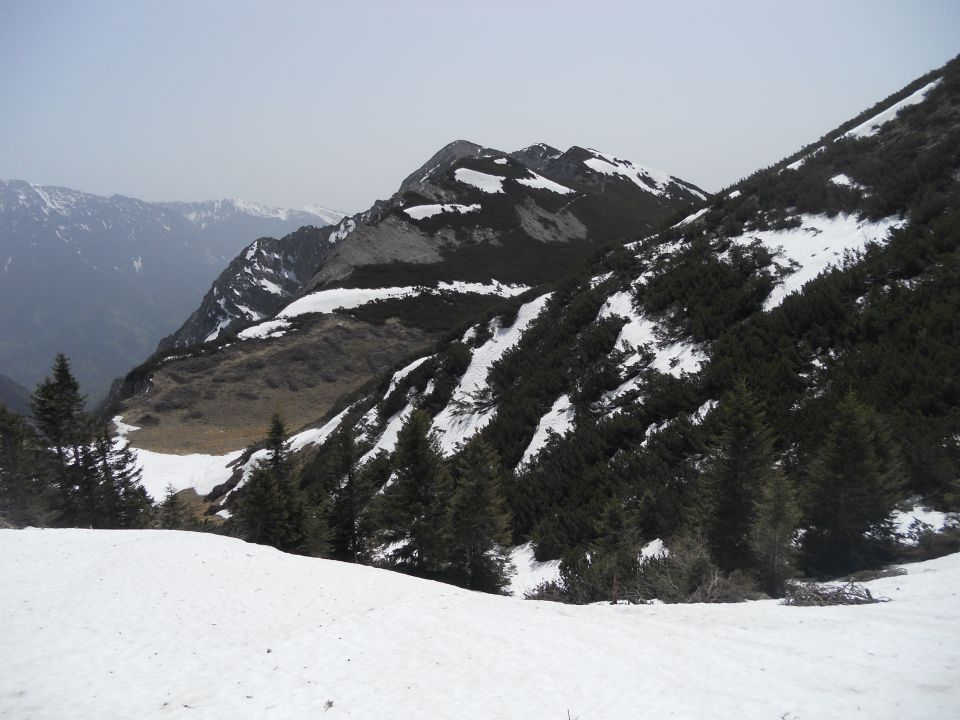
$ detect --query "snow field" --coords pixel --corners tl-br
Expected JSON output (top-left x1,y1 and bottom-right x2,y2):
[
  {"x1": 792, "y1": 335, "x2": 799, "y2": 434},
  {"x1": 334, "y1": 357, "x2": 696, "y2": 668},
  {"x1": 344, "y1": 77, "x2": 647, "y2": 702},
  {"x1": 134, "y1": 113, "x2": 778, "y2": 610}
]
[
  {"x1": 508, "y1": 541, "x2": 561, "y2": 596},
  {"x1": 115, "y1": 409, "x2": 350, "y2": 501},
  {"x1": 237, "y1": 318, "x2": 291, "y2": 340},
  {"x1": 2, "y1": 528, "x2": 958, "y2": 720}
]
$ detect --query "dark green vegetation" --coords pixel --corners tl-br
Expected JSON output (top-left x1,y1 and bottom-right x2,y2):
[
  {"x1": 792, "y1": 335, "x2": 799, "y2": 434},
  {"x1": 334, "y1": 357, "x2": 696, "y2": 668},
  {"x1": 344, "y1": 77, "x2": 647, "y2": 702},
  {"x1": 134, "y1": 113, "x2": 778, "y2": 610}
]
[
  {"x1": 1, "y1": 355, "x2": 154, "y2": 529},
  {"x1": 226, "y1": 409, "x2": 515, "y2": 594}
]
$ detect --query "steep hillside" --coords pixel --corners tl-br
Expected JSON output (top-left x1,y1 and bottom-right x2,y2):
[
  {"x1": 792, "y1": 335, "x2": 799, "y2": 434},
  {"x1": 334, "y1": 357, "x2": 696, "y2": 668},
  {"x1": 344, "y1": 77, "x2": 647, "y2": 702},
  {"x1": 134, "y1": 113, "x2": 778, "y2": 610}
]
[
  {"x1": 3, "y1": 529, "x2": 958, "y2": 719},
  {"x1": 0, "y1": 182, "x2": 342, "y2": 399},
  {"x1": 113, "y1": 141, "x2": 705, "y2": 452},
  {"x1": 0, "y1": 373, "x2": 30, "y2": 415},
  {"x1": 181, "y1": 56, "x2": 960, "y2": 597}
]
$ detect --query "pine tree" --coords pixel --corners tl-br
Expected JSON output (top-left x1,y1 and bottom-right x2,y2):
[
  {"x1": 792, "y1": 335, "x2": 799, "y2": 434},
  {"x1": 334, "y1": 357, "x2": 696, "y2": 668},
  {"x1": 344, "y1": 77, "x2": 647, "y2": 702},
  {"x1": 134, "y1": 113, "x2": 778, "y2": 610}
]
[
  {"x1": 91, "y1": 429, "x2": 152, "y2": 529},
  {"x1": 237, "y1": 413, "x2": 326, "y2": 555},
  {"x1": 159, "y1": 484, "x2": 192, "y2": 529},
  {"x1": 445, "y1": 437, "x2": 513, "y2": 593},
  {"x1": 30, "y1": 354, "x2": 89, "y2": 521},
  {"x1": 376, "y1": 409, "x2": 452, "y2": 575},
  {"x1": 325, "y1": 428, "x2": 374, "y2": 561},
  {"x1": 0, "y1": 404, "x2": 53, "y2": 525},
  {"x1": 751, "y1": 470, "x2": 799, "y2": 596},
  {"x1": 801, "y1": 393, "x2": 904, "y2": 576},
  {"x1": 696, "y1": 381, "x2": 779, "y2": 572},
  {"x1": 239, "y1": 463, "x2": 284, "y2": 546}
]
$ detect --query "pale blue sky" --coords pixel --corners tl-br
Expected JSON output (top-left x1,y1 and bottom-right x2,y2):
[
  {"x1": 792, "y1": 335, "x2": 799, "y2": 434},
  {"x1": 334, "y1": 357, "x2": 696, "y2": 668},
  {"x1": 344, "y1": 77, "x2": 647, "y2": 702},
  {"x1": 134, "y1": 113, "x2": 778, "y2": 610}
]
[{"x1": 1, "y1": 0, "x2": 957, "y2": 212}]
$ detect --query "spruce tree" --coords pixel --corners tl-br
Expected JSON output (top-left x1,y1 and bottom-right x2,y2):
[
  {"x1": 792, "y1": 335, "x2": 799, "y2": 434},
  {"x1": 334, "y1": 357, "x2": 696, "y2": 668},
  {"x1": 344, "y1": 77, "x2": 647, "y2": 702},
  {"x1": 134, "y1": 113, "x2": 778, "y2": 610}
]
[
  {"x1": 801, "y1": 393, "x2": 904, "y2": 576},
  {"x1": 445, "y1": 437, "x2": 513, "y2": 593},
  {"x1": 325, "y1": 427, "x2": 374, "y2": 561},
  {"x1": 90, "y1": 429, "x2": 152, "y2": 529},
  {"x1": 238, "y1": 413, "x2": 326, "y2": 555},
  {"x1": 751, "y1": 470, "x2": 799, "y2": 596},
  {"x1": 0, "y1": 404, "x2": 53, "y2": 525},
  {"x1": 159, "y1": 484, "x2": 192, "y2": 529},
  {"x1": 696, "y1": 381, "x2": 779, "y2": 572},
  {"x1": 377, "y1": 409, "x2": 452, "y2": 575},
  {"x1": 30, "y1": 354, "x2": 88, "y2": 520}
]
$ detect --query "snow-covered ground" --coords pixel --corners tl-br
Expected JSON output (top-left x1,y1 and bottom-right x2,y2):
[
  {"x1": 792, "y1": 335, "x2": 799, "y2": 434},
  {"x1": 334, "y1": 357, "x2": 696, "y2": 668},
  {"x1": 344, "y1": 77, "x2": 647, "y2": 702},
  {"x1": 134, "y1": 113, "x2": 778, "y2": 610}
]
[{"x1": 2, "y1": 529, "x2": 958, "y2": 719}]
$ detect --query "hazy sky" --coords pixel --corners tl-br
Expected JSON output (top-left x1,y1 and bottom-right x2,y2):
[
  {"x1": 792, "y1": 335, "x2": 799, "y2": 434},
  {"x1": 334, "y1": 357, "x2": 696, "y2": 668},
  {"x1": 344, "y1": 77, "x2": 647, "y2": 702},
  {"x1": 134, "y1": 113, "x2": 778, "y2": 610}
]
[{"x1": 1, "y1": 1, "x2": 957, "y2": 213}]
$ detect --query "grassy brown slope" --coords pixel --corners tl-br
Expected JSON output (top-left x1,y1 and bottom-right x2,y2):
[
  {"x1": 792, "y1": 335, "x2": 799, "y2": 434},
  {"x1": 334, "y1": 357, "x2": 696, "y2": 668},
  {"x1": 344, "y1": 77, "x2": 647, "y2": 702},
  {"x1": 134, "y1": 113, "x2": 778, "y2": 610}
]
[{"x1": 116, "y1": 315, "x2": 436, "y2": 454}]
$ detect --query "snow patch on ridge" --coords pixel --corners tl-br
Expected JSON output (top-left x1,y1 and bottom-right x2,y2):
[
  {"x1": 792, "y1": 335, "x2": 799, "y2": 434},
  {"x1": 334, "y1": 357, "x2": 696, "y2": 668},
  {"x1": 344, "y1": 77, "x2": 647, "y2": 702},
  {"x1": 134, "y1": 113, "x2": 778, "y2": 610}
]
[
  {"x1": 403, "y1": 203, "x2": 480, "y2": 220},
  {"x1": 279, "y1": 281, "x2": 529, "y2": 319},
  {"x1": 454, "y1": 168, "x2": 505, "y2": 194},
  {"x1": 841, "y1": 79, "x2": 942, "y2": 140},
  {"x1": 515, "y1": 171, "x2": 574, "y2": 194},
  {"x1": 584, "y1": 149, "x2": 705, "y2": 199}
]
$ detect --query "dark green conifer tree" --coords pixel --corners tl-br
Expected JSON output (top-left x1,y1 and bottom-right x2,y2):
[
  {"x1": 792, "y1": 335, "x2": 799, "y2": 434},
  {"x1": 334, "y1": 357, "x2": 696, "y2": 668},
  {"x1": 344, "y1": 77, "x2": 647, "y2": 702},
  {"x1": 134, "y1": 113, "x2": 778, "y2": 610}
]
[
  {"x1": 801, "y1": 393, "x2": 904, "y2": 576},
  {"x1": 751, "y1": 470, "x2": 799, "y2": 596},
  {"x1": 30, "y1": 354, "x2": 88, "y2": 520},
  {"x1": 159, "y1": 484, "x2": 192, "y2": 529},
  {"x1": 696, "y1": 381, "x2": 779, "y2": 572},
  {"x1": 0, "y1": 404, "x2": 53, "y2": 525},
  {"x1": 376, "y1": 409, "x2": 452, "y2": 575},
  {"x1": 238, "y1": 413, "x2": 327, "y2": 555},
  {"x1": 324, "y1": 427, "x2": 374, "y2": 561},
  {"x1": 445, "y1": 437, "x2": 513, "y2": 593},
  {"x1": 90, "y1": 429, "x2": 152, "y2": 529}
]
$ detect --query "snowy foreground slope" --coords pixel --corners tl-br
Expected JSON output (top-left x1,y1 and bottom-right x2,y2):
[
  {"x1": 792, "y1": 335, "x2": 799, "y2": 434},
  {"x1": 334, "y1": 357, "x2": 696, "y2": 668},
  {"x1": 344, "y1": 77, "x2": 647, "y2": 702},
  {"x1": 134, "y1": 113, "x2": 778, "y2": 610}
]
[{"x1": 2, "y1": 530, "x2": 958, "y2": 720}]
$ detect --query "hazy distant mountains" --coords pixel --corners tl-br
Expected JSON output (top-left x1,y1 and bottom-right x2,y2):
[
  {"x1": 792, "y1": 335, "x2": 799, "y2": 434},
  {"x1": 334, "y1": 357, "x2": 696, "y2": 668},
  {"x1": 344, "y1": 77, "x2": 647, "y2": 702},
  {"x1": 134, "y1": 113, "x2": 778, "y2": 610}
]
[{"x1": 0, "y1": 180, "x2": 343, "y2": 401}]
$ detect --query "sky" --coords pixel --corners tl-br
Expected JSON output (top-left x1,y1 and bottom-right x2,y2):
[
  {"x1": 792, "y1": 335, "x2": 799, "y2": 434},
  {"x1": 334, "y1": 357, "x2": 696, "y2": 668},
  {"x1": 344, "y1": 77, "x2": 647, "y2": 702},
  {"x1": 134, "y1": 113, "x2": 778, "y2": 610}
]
[{"x1": 1, "y1": 1, "x2": 957, "y2": 214}]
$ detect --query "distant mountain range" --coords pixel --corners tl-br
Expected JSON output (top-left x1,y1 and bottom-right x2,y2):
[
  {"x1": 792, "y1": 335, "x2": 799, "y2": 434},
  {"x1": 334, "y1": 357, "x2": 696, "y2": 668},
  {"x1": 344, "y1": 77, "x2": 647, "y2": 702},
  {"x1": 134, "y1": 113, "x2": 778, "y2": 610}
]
[{"x1": 0, "y1": 181, "x2": 343, "y2": 400}]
